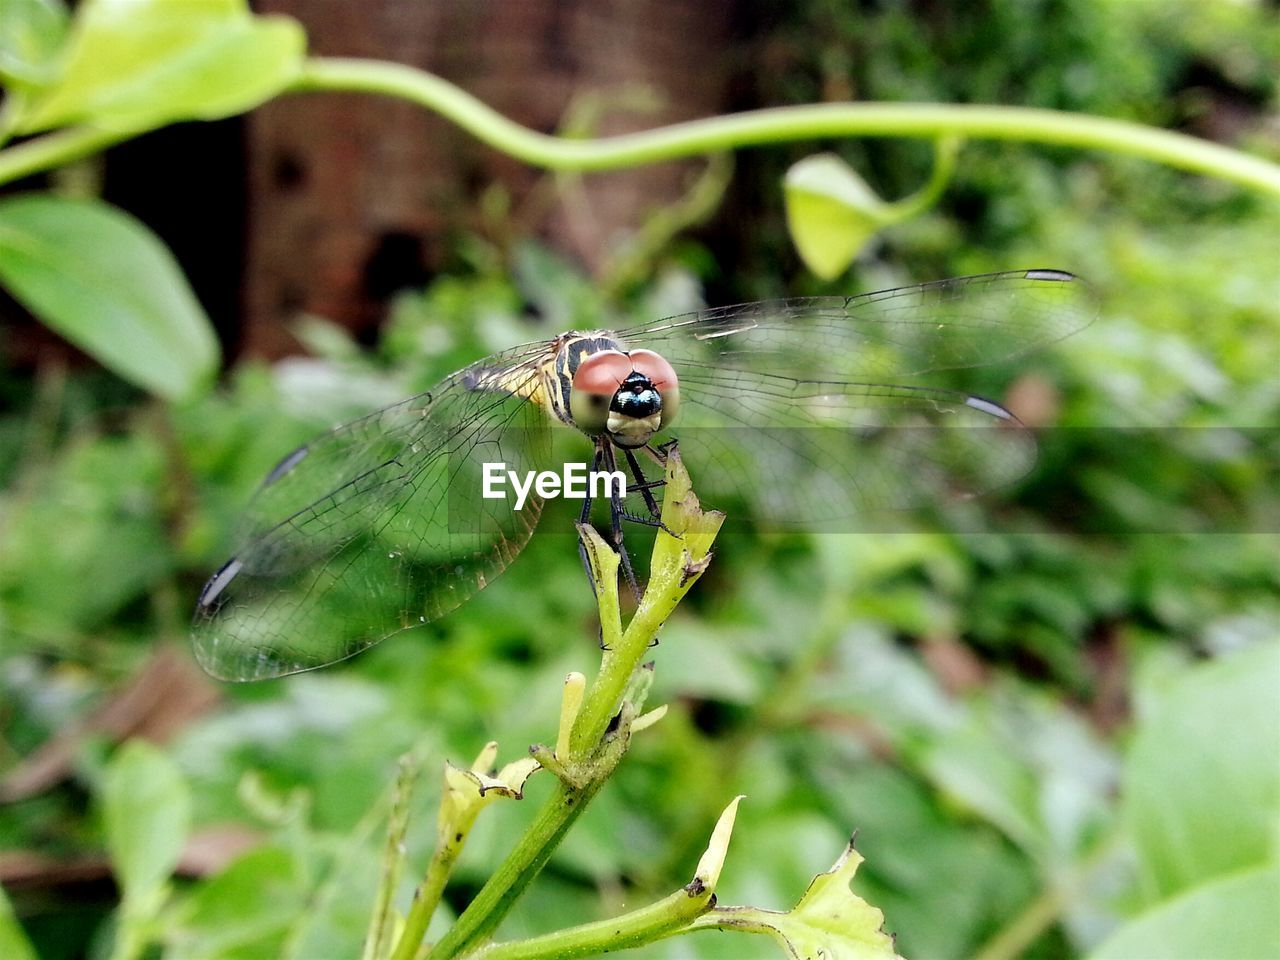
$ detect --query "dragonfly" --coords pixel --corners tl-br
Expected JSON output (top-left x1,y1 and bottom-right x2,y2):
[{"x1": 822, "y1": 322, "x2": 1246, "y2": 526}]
[{"x1": 192, "y1": 269, "x2": 1093, "y2": 681}]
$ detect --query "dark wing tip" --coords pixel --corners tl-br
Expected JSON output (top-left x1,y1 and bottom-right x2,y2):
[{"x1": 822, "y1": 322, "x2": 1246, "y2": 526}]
[
  {"x1": 964, "y1": 394, "x2": 1024, "y2": 426},
  {"x1": 196, "y1": 557, "x2": 243, "y2": 611},
  {"x1": 1022, "y1": 268, "x2": 1079, "y2": 283},
  {"x1": 264, "y1": 445, "x2": 310, "y2": 487}
]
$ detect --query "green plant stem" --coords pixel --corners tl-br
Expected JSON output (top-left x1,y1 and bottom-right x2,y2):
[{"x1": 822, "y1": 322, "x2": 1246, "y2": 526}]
[
  {"x1": 971, "y1": 881, "x2": 1074, "y2": 960},
  {"x1": 5, "y1": 56, "x2": 1278, "y2": 196},
  {"x1": 475, "y1": 884, "x2": 711, "y2": 960},
  {"x1": 287, "y1": 57, "x2": 1280, "y2": 197},
  {"x1": 428, "y1": 457, "x2": 720, "y2": 959},
  {"x1": 106, "y1": 912, "x2": 146, "y2": 960},
  {"x1": 427, "y1": 778, "x2": 602, "y2": 959},
  {"x1": 426, "y1": 556, "x2": 658, "y2": 959},
  {"x1": 0, "y1": 124, "x2": 130, "y2": 186},
  {"x1": 971, "y1": 830, "x2": 1125, "y2": 960},
  {"x1": 597, "y1": 151, "x2": 734, "y2": 298},
  {"x1": 887, "y1": 134, "x2": 962, "y2": 223},
  {"x1": 365, "y1": 756, "x2": 422, "y2": 960},
  {"x1": 391, "y1": 810, "x2": 463, "y2": 960},
  {"x1": 390, "y1": 847, "x2": 449, "y2": 960}
]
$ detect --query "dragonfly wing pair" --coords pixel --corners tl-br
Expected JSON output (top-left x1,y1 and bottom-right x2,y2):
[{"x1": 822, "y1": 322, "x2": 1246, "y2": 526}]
[{"x1": 192, "y1": 269, "x2": 1095, "y2": 681}]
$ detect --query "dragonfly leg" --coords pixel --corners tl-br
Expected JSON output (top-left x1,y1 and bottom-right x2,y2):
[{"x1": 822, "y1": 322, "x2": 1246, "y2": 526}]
[
  {"x1": 601, "y1": 441, "x2": 642, "y2": 601},
  {"x1": 577, "y1": 443, "x2": 602, "y2": 602},
  {"x1": 620, "y1": 445, "x2": 678, "y2": 538},
  {"x1": 649, "y1": 438, "x2": 679, "y2": 464},
  {"x1": 623, "y1": 447, "x2": 664, "y2": 520},
  {"x1": 609, "y1": 500, "x2": 642, "y2": 602}
]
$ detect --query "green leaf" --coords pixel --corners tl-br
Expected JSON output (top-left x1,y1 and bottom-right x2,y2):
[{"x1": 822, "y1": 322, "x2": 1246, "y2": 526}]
[
  {"x1": 1088, "y1": 866, "x2": 1280, "y2": 960},
  {"x1": 784, "y1": 153, "x2": 893, "y2": 280},
  {"x1": 1123, "y1": 642, "x2": 1280, "y2": 902},
  {"x1": 100, "y1": 740, "x2": 192, "y2": 916},
  {"x1": 0, "y1": 884, "x2": 38, "y2": 960},
  {"x1": 169, "y1": 846, "x2": 305, "y2": 960},
  {"x1": 0, "y1": 0, "x2": 69, "y2": 88},
  {"x1": 0, "y1": 194, "x2": 220, "y2": 401},
  {"x1": 694, "y1": 841, "x2": 903, "y2": 960},
  {"x1": 13, "y1": 0, "x2": 305, "y2": 134}
]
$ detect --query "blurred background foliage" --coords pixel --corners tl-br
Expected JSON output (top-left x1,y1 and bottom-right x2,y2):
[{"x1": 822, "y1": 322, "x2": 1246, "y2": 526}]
[{"x1": 1, "y1": 0, "x2": 1279, "y2": 958}]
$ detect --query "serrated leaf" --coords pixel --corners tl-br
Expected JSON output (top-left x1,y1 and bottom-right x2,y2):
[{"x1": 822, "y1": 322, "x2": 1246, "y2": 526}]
[
  {"x1": 0, "y1": 0, "x2": 69, "y2": 88},
  {"x1": 100, "y1": 740, "x2": 192, "y2": 915},
  {"x1": 442, "y1": 755, "x2": 540, "y2": 808},
  {"x1": 695, "y1": 841, "x2": 903, "y2": 960},
  {"x1": 13, "y1": 0, "x2": 305, "y2": 134},
  {"x1": 0, "y1": 884, "x2": 38, "y2": 960},
  {"x1": 784, "y1": 153, "x2": 893, "y2": 280},
  {"x1": 438, "y1": 741, "x2": 540, "y2": 844},
  {"x1": 1088, "y1": 866, "x2": 1280, "y2": 960},
  {"x1": 0, "y1": 194, "x2": 220, "y2": 401}
]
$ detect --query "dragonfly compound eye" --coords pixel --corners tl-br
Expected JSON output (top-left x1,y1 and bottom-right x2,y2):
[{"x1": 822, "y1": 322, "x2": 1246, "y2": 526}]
[
  {"x1": 628, "y1": 349, "x2": 680, "y2": 428},
  {"x1": 570, "y1": 349, "x2": 633, "y2": 434}
]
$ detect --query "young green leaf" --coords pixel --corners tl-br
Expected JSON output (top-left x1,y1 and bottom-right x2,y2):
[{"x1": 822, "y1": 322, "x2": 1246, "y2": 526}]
[
  {"x1": 783, "y1": 153, "x2": 893, "y2": 280},
  {"x1": 100, "y1": 740, "x2": 193, "y2": 917},
  {"x1": 0, "y1": 884, "x2": 38, "y2": 960},
  {"x1": 12, "y1": 0, "x2": 305, "y2": 134},
  {"x1": 0, "y1": 194, "x2": 220, "y2": 401},
  {"x1": 692, "y1": 795, "x2": 744, "y2": 893}
]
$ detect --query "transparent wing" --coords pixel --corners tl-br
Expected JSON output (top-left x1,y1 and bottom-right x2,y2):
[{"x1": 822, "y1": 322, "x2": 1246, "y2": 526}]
[
  {"x1": 614, "y1": 270, "x2": 1094, "y2": 526},
  {"x1": 191, "y1": 342, "x2": 556, "y2": 681}
]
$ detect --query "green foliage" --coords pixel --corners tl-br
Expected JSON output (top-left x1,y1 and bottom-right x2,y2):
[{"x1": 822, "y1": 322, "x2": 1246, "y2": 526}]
[
  {"x1": 688, "y1": 842, "x2": 904, "y2": 959},
  {"x1": 0, "y1": 194, "x2": 219, "y2": 401},
  {"x1": 100, "y1": 740, "x2": 193, "y2": 960},
  {"x1": 0, "y1": 884, "x2": 38, "y2": 960},
  {"x1": 0, "y1": 0, "x2": 299, "y2": 407},
  {"x1": 736, "y1": 0, "x2": 1280, "y2": 286},
  {"x1": 7, "y1": 0, "x2": 305, "y2": 135},
  {"x1": 0, "y1": 0, "x2": 69, "y2": 89},
  {"x1": 783, "y1": 140, "x2": 958, "y2": 278},
  {"x1": 1088, "y1": 866, "x2": 1280, "y2": 960},
  {"x1": 1077, "y1": 642, "x2": 1280, "y2": 959},
  {"x1": 1123, "y1": 642, "x2": 1280, "y2": 903},
  {"x1": 1, "y1": 0, "x2": 1279, "y2": 957},
  {"x1": 101, "y1": 741, "x2": 192, "y2": 907},
  {"x1": 0, "y1": 419, "x2": 173, "y2": 644},
  {"x1": 168, "y1": 845, "x2": 308, "y2": 958}
]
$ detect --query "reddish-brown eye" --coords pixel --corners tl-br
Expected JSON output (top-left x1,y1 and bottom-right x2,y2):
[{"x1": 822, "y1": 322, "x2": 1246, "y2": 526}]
[
  {"x1": 572, "y1": 350, "x2": 633, "y2": 395},
  {"x1": 628, "y1": 350, "x2": 678, "y2": 390}
]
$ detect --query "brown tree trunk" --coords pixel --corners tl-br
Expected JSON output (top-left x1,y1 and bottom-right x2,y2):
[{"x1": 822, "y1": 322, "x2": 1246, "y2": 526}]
[{"x1": 244, "y1": 0, "x2": 741, "y2": 357}]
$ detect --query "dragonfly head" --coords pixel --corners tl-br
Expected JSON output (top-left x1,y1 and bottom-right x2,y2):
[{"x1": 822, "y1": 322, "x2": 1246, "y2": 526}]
[{"x1": 570, "y1": 348, "x2": 680, "y2": 447}]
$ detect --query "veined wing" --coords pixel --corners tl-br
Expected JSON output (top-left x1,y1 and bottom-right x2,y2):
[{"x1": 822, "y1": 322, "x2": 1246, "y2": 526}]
[
  {"x1": 616, "y1": 270, "x2": 1092, "y2": 380},
  {"x1": 192, "y1": 341, "x2": 556, "y2": 681},
  {"x1": 614, "y1": 270, "x2": 1094, "y2": 526}
]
